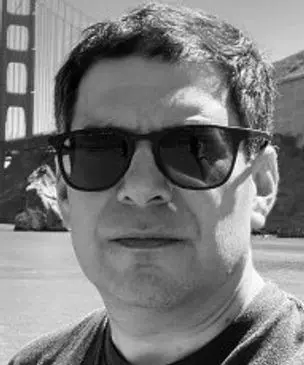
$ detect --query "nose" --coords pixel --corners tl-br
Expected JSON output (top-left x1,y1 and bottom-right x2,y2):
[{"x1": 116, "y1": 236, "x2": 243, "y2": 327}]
[{"x1": 117, "y1": 142, "x2": 172, "y2": 208}]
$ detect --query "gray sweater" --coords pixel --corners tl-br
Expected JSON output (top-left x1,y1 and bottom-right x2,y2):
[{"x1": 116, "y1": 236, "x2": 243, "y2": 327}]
[{"x1": 8, "y1": 282, "x2": 304, "y2": 364}]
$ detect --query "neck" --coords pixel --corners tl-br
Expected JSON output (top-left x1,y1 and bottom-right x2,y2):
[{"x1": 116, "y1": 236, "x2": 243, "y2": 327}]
[{"x1": 104, "y1": 258, "x2": 264, "y2": 365}]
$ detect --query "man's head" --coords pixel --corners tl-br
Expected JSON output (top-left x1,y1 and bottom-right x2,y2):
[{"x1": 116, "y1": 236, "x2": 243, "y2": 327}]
[
  {"x1": 55, "y1": 2, "x2": 276, "y2": 150},
  {"x1": 52, "y1": 2, "x2": 278, "y2": 310}
]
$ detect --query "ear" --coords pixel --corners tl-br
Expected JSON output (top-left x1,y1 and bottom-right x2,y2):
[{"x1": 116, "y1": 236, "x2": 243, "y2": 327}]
[
  {"x1": 250, "y1": 145, "x2": 279, "y2": 230},
  {"x1": 55, "y1": 159, "x2": 71, "y2": 229}
]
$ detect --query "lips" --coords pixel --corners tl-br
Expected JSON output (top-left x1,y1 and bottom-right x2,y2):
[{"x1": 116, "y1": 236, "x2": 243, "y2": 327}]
[{"x1": 109, "y1": 237, "x2": 186, "y2": 249}]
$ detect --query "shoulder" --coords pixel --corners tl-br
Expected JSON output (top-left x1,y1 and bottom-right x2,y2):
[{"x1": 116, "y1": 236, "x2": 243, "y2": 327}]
[
  {"x1": 260, "y1": 284, "x2": 304, "y2": 343},
  {"x1": 7, "y1": 309, "x2": 107, "y2": 365},
  {"x1": 240, "y1": 282, "x2": 304, "y2": 364},
  {"x1": 284, "y1": 292, "x2": 304, "y2": 364}
]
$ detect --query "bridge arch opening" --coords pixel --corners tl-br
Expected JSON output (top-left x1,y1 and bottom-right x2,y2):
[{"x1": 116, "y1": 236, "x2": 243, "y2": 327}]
[
  {"x1": 7, "y1": 62, "x2": 27, "y2": 94},
  {"x1": 7, "y1": 0, "x2": 30, "y2": 15},
  {"x1": 6, "y1": 106, "x2": 26, "y2": 140},
  {"x1": 7, "y1": 25, "x2": 29, "y2": 51}
]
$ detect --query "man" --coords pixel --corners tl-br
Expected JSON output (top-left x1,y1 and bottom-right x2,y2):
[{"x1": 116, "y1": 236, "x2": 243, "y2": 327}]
[{"x1": 9, "y1": 2, "x2": 304, "y2": 364}]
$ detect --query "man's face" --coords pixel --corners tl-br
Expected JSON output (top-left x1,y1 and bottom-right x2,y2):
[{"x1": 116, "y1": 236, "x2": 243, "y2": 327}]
[{"x1": 63, "y1": 57, "x2": 256, "y2": 308}]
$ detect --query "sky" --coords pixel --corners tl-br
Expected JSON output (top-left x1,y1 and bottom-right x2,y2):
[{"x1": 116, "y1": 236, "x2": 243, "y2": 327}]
[{"x1": 67, "y1": 0, "x2": 304, "y2": 62}]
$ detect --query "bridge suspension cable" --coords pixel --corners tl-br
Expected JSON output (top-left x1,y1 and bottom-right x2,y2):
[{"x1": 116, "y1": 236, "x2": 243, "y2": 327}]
[{"x1": 34, "y1": 0, "x2": 96, "y2": 136}]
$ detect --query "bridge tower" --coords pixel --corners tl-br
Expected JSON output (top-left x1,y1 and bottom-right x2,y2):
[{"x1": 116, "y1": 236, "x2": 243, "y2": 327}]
[{"x1": 0, "y1": 0, "x2": 36, "y2": 196}]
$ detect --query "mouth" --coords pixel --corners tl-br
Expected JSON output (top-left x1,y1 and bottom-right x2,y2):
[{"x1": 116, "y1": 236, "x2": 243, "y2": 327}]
[{"x1": 109, "y1": 237, "x2": 186, "y2": 249}]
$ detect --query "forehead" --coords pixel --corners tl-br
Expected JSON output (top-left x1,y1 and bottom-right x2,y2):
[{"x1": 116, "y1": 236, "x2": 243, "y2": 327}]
[{"x1": 73, "y1": 56, "x2": 235, "y2": 131}]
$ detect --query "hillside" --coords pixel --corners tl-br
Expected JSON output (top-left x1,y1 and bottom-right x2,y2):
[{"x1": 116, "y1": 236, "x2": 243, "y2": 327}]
[
  {"x1": 259, "y1": 50, "x2": 304, "y2": 236},
  {"x1": 273, "y1": 50, "x2": 304, "y2": 143},
  {"x1": 274, "y1": 50, "x2": 304, "y2": 80}
]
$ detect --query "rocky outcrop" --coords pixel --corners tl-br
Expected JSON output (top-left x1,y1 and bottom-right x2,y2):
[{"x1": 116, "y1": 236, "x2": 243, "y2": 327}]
[
  {"x1": 14, "y1": 165, "x2": 67, "y2": 231},
  {"x1": 0, "y1": 146, "x2": 55, "y2": 223}
]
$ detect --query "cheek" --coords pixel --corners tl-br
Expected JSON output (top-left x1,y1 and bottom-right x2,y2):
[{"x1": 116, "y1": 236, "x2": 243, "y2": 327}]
[
  {"x1": 68, "y1": 187, "x2": 113, "y2": 224},
  {"x1": 68, "y1": 190, "x2": 110, "y2": 264},
  {"x1": 69, "y1": 191, "x2": 99, "y2": 229},
  {"x1": 214, "y1": 153, "x2": 255, "y2": 237},
  {"x1": 182, "y1": 171, "x2": 253, "y2": 273},
  {"x1": 181, "y1": 189, "x2": 221, "y2": 238},
  {"x1": 181, "y1": 191, "x2": 225, "y2": 267},
  {"x1": 215, "y1": 177, "x2": 254, "y2": 271}
]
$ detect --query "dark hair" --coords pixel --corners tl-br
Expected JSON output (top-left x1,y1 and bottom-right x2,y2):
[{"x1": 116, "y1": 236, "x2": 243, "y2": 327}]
[{"x1": 54, "y1": 1, "x2": 276, "y2": 155}]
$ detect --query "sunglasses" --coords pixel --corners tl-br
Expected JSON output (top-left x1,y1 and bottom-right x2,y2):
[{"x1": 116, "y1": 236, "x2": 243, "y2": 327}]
[{"x1": 48, "y1": 125, "x2": 271, "y2": 192}]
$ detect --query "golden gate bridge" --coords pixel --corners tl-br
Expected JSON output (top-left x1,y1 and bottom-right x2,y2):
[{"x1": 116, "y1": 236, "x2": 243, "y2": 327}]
[{"x1": 0, "y1": 0, "x2": 95, "y2": 201}]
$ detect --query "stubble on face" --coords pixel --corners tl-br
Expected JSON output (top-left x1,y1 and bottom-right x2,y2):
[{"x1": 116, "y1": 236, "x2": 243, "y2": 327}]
[{"x1": 67, "y1": 56, "x2": 253, "y2": 310}]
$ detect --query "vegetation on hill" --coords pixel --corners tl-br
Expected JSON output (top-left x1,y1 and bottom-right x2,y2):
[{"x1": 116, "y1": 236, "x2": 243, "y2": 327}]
[
  {"x1": 262, "y1": 134, "x2": 304, "y2": 237},
  {"x1": 274, "y1": 50, "x2": 304, "y2": 80}
]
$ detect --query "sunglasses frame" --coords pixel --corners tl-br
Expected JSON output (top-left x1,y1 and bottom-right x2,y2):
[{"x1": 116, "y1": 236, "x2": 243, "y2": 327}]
[{"x1": 48, "y1": 125, "x2": 272, "y2": 192}]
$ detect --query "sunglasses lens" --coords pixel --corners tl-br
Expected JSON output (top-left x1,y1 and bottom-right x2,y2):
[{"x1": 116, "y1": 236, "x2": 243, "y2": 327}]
[
  {"x1": 55, "y1": 125, "x2": 242, "y2": 191},
  {"x1": 159, "y1": 127, "x2": 236, "y2": 189},
  {"x1": 61, "y1": 131, "x2": 129, "y2": 190}
]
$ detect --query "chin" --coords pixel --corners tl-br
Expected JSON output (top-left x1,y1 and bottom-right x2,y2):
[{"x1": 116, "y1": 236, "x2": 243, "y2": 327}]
[{"x1": 96, "y1": 270, "x2": 189, "y2": 310}]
